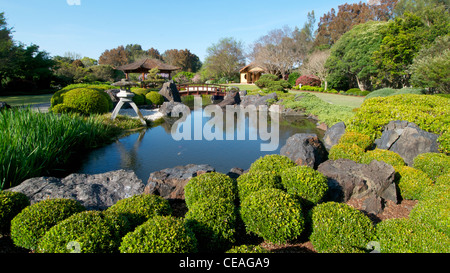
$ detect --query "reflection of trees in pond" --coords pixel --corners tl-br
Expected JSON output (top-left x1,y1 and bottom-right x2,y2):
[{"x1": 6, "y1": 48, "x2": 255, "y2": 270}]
[{"x1": 116, "y1": 129, "x2": 146, "y2": 170}]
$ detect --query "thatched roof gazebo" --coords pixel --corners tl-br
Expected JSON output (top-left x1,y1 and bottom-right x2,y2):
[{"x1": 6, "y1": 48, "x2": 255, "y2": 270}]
[{"x1": 116, "y1": 58, "x2": 180, "y2": 81}]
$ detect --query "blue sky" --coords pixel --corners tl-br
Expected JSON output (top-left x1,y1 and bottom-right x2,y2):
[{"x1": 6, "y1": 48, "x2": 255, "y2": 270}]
[{"x1": 0, "y1": 0, "x2": 364, "y2": 62}]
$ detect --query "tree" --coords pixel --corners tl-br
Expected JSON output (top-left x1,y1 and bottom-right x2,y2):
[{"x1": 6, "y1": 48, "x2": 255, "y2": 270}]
[
  {"x1": 98, "y1": 45, "x2": 129, "y2": 67},
  {"x1": 394, "y1": 0, "x2": 449, "y2": 16},
  {"x1": 301, "y1": 49, "x2": 331, "y2": 90},
  {"x1": 410, "y1": 35, "x2": 450, "y2": 93},
  {"x1": 325, "y1": 21, "x2": 388, "y2": 91},
  {"x1": 163, "y1": 49, "x2": 202, "y2": 72},
  {"x1": 372, "y1": 7, "x2": 449, "y2": 88},
  {"x1": 202, "y1": 37, "x2": 245, "y2": 80},
  {"x1": 314, "y1": 1, "x2": 397, "y2": 48}
]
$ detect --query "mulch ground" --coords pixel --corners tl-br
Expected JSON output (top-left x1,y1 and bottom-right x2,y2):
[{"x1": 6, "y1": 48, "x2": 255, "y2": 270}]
[{"x1": 0, "y1": 198, "x2": 417, "y2": 254}]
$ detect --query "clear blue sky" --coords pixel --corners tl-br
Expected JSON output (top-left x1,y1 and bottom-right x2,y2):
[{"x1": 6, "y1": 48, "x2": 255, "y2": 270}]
[{"x1": 0, "y1": 0, "x2": 364, "y2": 62}]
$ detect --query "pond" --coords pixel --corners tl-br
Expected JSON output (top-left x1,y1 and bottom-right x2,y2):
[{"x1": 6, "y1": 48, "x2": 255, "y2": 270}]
[{"x1": 77, "y1": 103, "x2": 324, "y2": 183}]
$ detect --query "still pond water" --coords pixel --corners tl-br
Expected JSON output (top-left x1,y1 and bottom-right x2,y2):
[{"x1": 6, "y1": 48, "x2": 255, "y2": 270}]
[{"x1": 77, "y1": 106, "x2": 323, "y2": 183}]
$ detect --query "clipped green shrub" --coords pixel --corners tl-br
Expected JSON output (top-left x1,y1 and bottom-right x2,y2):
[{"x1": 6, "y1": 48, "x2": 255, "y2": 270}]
[
  {"x1": 310, "y1": 202, "x2": 375, "y2": 253},
  {"x1": 347, "y1": 94, "x2": 450, "y2": 153},
  {"x1": 409, "y1": 198, "x2": 449, "y2": 236},
  {"x1": 248, "y1": 154, "x2": 296, "y2": 176},
  {"x1": 0, "y1": 191, "x2": 30, "y2": 234},
  {"x1": 436, "y1": 173, "x2": 450, "y2": 186},
  {"x1": 185, "y1": 197, "x2": 236, "y2": 252},
  {"x1": 184, "y1": 172, "x2": 237, "y2": 208},
  {"x1": 420, "y1": 183, "x2": 450, "y2": 201},
  {"x1": 145, "y1": 91, "x2": 165, "y2": 106},
  {"x1": 236, "y1": 171, "x2": 283, "y2": 201},
  {"x1": 361, "y1": 148, "x2": 406, "y2": 167},
  {"x1": 255, "y1": 74, "x2": 279, "y2": 89},
  {"x1": 395, "y1": 166, "x2": 434, "y2": 200},
  {"x1": 240, "y1": 188, "x2": 304, "y2": 244},
  {"x1": 106, "y1": 194, "x2": 172, "y2": 228},
  {"x1": 61, "y1": 88, "x2": 111, "y2": 115},
  {"x1": 38, "y1": 210, "x2": 130, "y2": 253},
  {"x1": 51, "y1": 103, "x2": 78, "y2": 114},
  {"x1": 11, "y1": 199, "x2": 85, "y2": 250},
  {"x1": 280, "y1": 166, "x2": 328, "y2": 206},
  {"x1": 338, "y1": 131, "x2": 373, "y2": 150},
  {"x1": 413, "y1": 153, "x2": 450, "y2": 181},
  {"x1": 376, "y1": 218, "x2": 450, "y2": 253},
  {"x1": 130, "y1": 87, "x2": 150, "y2": 96},
  {"x1": 226, "y1": 244, "x2": 270, "y2": 253},
  {"x1": 119, "y1": 215, "x2": 197, "y2": 253},
  {"x1": 131, "y1": 93, "x2": 146, "y2": 106},
  {"x1": 328, "y1": 143, "x2": 365, "y2": 162}
]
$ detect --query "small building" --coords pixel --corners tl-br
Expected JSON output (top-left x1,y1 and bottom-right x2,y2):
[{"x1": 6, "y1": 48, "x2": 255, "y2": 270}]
[
  {"x1": 116, "y1": 58, "x2": 180, "y2": 81},
  {"x1": 240, "y1": 64, "x2": 265, "y2": 84}
]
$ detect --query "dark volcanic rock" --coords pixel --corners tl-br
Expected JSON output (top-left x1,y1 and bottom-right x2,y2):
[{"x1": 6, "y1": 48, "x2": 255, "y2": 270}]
[
  {"x1": 6, "y1": 170, "x2": 145, "y2": 210},
  {"x1": 280, "y1": 133, "x2": 328, "y2": 169}
]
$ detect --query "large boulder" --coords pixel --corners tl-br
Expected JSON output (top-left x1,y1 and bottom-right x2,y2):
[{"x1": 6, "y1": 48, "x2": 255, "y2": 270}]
[
  {"x1": 317, "y1": 159, "x2": 397, "y2": 213},
  {"x1": 159, "y1": 81, "x2": 181, "y2": 102},
  {"x1": 159, "y1": 101, "x2": 187, "y2": 117},
  {"x1": 218, "y1": 88, "x2": 241, "y2": 107},
  {"x1": 144, "y1": 164, "x2": 215, "y2": 200},
  {"x1": 374, "y1": 120, "x2": 439, "y2": 166},
  {"x1": 0, "y1": 101, "x2": 12, "y2": 111},
  {"x1": 6, "y1": 170, "x2": 145, "y2": 210},
  {"x1": 322, "y1": 122, "x2": 346, "y2": 151},
  {"x1": 240, "y1": 92, "x2": 278, "y2": 107},
  {"x1": 280, "y1": 133, "x2": 328, "y2": 169}
]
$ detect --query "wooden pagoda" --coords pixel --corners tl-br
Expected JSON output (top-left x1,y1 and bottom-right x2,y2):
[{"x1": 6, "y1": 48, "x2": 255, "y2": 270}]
[{"x1": 116, "y1": 58, "x2": 180, "y2": 81}]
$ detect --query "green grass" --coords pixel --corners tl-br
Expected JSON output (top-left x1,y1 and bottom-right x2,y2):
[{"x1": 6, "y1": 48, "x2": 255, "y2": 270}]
[
  {"x1": 0, "y1": 108, "x2": 119, "y2": 190},
  {"x1": 0, "y1": 94, "x2": 53, "y2": 106},
  {"x1": 292, "y1": 91, "x2": 364, "y2": 109}
]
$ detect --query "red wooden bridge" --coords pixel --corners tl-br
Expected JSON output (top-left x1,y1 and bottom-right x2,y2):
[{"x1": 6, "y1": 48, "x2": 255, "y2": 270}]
[{"x1": 177, "y1": 84, "x2": 228, "y2": 97}]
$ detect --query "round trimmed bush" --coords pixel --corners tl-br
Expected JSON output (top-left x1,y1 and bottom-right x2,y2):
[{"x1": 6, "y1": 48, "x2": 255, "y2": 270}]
[
  {"x1": 62, "y1": 88, "x2": 111, "y2": 115},
  {"x1": 0, "y1": 191, "x2": 30, "y2": 234},
  {"x1": 361, "y1": 148, "x2": 406, "y2": 167},
  {"x1": 240, "y1": 188, "x2": 304, "y2": 244},
  {"x1": 409, "y1": 198, "x2": 449, "y2": 236},
  {"x1": 413, "y1": 152, "x2": 450, "y2": 181},
  {"x1": 328, "y1": 143, "x2": 365, "y2": 162},
  {"x1": 119, "y1": 215, "x2": 197, "y2": 253},
  {"x1": 185, "y1": 197, "x2": 236, "y2": 252},
  {"x1": 338, "y1": 131, "x2": 373, "y2": 150},
  {"x1": 436, "y1": 173, "x2": 450, "y2": 186},
  {"x1": 376, "y1": 218, "x2": 450, "y2": 253},
  {"x1": 280, "y1": 166, "x2": 328, "y2": 206},
  {"x1": 236, "y1": 170, "x2": 283, "y2": 201},
  {"x1": 11, "y1": 198, "x2": 85, "y2": 250},
  {"x1": 106, "y1": 194, "x2": 172, "y2": 228},
  {"x1": 309, "y1": 202, "x2": 375, "y2": 253},
  {"x1": 38, "y1": 211, "x2": 130, "y2": 253},
  {"x1": 131, "y1": 87, "x2": 150, "y2": 96},
  {"x1": 394, "y1": 166, "x2": 433, "y2": 200},
  {"x1": 131, "y1": 93, "x2": 146, "y2": 106},
  {"x1": 146, "y1": 91, "x2": 165, "y2": 106},
  {"x1": 226, "y1": 244, "x2": 270, "y2": 253},
  {"x1": 248, "y1": 154, "x2": 296, "y2": 175},
  {"x1": 51, "y1": 103, "x2": 78, "y2": 114},
  {"x1": 184, "y1": 172, "x2": 237, "y2": 208}
]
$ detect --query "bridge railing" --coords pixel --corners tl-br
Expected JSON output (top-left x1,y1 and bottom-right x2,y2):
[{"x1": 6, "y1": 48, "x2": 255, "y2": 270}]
[{"x1": 177, "y1": 84, "x2": 228, "y2": 93}]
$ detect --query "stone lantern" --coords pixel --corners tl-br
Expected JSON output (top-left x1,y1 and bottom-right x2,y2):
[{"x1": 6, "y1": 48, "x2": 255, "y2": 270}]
[{"x1": 111, "y1": 79, "x2": 146, "y2": 126}]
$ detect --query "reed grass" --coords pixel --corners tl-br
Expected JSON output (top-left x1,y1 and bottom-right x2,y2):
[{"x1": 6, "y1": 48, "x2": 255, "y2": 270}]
[{"x1": 0, "y1": 108, "x2": 118, "y2": 190}]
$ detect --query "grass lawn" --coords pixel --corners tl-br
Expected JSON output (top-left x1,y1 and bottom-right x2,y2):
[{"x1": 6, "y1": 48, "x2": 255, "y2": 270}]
[
  {"x1": 0, "y1": 93, "x2": 53, "y2": 106},
  {"x1": 291, "y1": 90, "x2": 364, "y2": 109}
]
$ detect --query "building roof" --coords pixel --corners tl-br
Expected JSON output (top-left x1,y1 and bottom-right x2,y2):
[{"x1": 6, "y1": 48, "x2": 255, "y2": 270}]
[
  {"x1": 116, "y1": 58, "x2": 181, "y2": 72},
  {"x1": 240, "y1": 63, "x2": 265, "y2": 73}
]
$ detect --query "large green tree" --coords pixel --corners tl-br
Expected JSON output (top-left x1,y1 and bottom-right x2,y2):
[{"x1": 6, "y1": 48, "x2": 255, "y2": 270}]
[
  {"x1": 202, "y1": 37, "x2": 245, "y2": 80},
  {"x1": 372, "y1": 5, "x2": 449, "y2": 88},
  {"x1": 325, "y1": 21, "x2": 388, "y2": 91},
  {"x1": 162, "y1": 49, "x2": 202, "y2": 72},
  {"x1": 410, "y1": 35, "x2": 450, "y2": 93}
]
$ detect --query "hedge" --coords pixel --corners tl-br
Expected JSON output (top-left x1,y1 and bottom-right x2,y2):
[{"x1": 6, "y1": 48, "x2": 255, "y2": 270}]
[
  {"x1": 248, "y1": 154, "x2": 296, "y2": 176},
  {"x1": 394, "y1": 166, "x2": 434, "y2": 200},
  {"x1": 10, "y1": 199, "x2": 85, "y2": 250},
  {"x1": 0, "y1": 191, "x2": 29, "y2": 234},
  {"x1": 236, "y1": 170, "x2": 283, "y2": 202},
  {"x1": 413, "y1": 152, "x2": 450, "y2": 181},
  {"x1": 347, "y1": 94, "x2": 450, "y2": 154},
  {"x1": 309, "y1": 202, "x2": 375, "y2": 253},
  {"x1": 38, "y1": 211, "x2": 130, "y2": 253}
]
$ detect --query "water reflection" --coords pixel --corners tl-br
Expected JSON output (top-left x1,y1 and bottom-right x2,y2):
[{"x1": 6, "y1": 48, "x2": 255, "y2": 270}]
[{"x1": 78, "y1": 107, "x2": 323, "y2": 183}]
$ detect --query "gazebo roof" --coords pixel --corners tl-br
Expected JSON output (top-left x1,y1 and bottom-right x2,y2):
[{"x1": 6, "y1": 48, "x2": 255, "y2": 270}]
[
  {"x1": 116, "y1": 58, "x2": 181, "y2": 73},
  {"x1": 240, "y1": 63, "x2": 265, "y2": 73}
]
